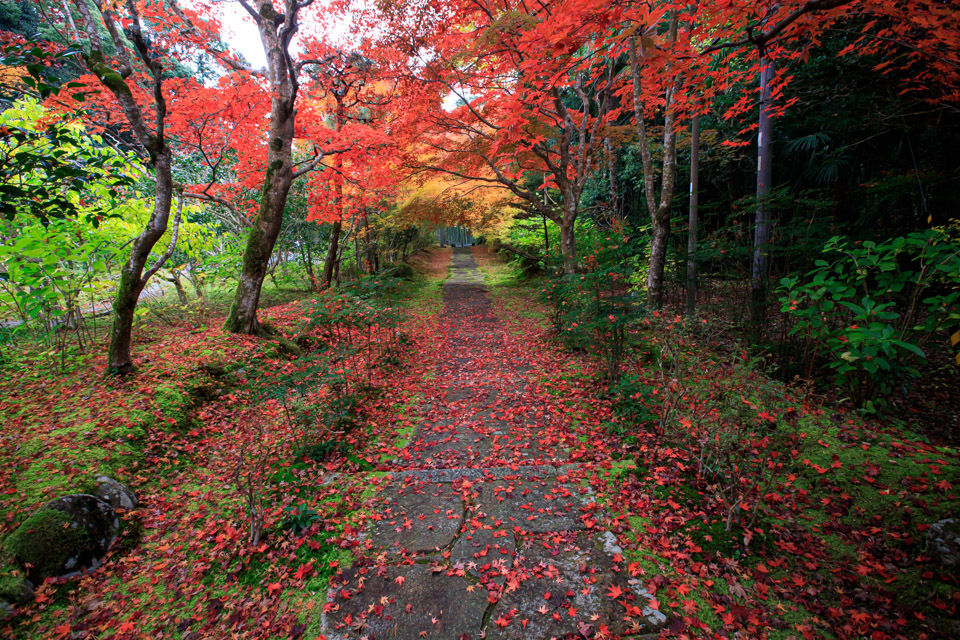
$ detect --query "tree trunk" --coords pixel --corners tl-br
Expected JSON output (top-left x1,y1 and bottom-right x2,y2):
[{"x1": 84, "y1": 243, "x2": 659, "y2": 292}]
[
  {"x1": 647, "y1": 222, "x2": 670, "y2": 305},
  {"x1": 223, "y1": 146, "x2": 293, "y2": 334},
  {"x1": 542, "y1": 213, "x2": 550, "y2": 257},
  {"x1": 751, "y1": 55, "x2": 775, "y2": 334},
  {"x1": 362, "y1": 209, "x2": 377, "y2": 274},
  {"x1": 107, "y1": 148, "x2": 174, "y2": 373},
  {"x1": 604, "y1": 136, "x2": 619, "y2": 223},
  {"x1": 630, "y1": 15, "x2": 679, "y2": 309},
  {"x1": 686, "y1": 113, "x2": 700, "y2": 316},
  {"x1": 223, "y1": 3, "x2": 298, "y2": 335},
  {"x1": 335, "y1": 238, "x2": 343, "y2": 286},
  {"x1": 301, "y1": 236, "x2": 318, "y2": 290},
  {"x1": 322, "y1": 109, "x2": 346, "y2": 288},
  {"x1": 192, "y1": 273, "x2": 204, "y2": 301},
  {"x1": 72, "y1": 2, "x2": 177, "y2": 374},
  {"x1": 322, "y1": 221, "x2": 341, "y2": 287},
  {"x1": 171, "y1": 272, "x2": 188, "y2": 304},
  {"x1": 560, "y1": 198, "x2": 577, "y2": 274}
]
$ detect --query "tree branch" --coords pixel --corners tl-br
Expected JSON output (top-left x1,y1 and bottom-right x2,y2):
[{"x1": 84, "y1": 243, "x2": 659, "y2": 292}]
[
  {"x1": 492, "y1": 241, "x2": 543, "y2": 263},
  {"x1": 95, "y1": 2, "x2": 132, "y2": 77},
  {"x1": 142, "y1": 191, "x2": 184, "y2": 285},
  {"x1": 72, "y1": 0, "x2": 103, "y2": 54},
  {"x1": 181, "y1": 189, "x2": 250, "y2": 229},
  {"x1": 701, "y1": 0, "x2": 854, "y2": 55},
  {"x1": 235, "y1": 0, "x2": 261, "y2": 23}
]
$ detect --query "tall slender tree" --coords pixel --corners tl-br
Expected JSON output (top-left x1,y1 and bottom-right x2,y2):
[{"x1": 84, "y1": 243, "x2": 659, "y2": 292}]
[
  {"x1": 700, "y1": 0, "x2": 856, "y2": 331},
  {"x1": 628, "y1": 12, "x2": 680, "y2": 308},
  {"x1": 686, "y1": 111, "x2": 700, "y2": 316}
]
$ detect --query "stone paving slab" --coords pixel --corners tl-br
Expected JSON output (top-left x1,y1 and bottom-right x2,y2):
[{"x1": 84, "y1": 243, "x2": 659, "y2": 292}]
[
  {"x1": 450, "y1": 526, "x2": 516, "y2": 587},
  {"x1": 326, "y1": 563, "x2": 488, "y2": 640},
  {"x1": 450, "y1": 527, "x2": 516, "y2": 566},
  {"x1": 474, "y1": 476, "x2": 588, "y2": 533},
  {"x1": 386, "y1": 463, "x2": 580, "y2": 484},
  {"x1": 405, "y1": 430, "x2": 495, "y2": 468},
  {"x1": 370, "y1": 483, "x2": 464, "y2": 553},
  {"x1": 484, "y1": 532, "x2": 666, "y2": 639}
]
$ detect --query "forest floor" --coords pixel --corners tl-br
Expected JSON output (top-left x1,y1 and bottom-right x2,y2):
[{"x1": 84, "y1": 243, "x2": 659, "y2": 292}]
[{"x1": 0, "y1": 246, "x2": 957, "y2": 639}]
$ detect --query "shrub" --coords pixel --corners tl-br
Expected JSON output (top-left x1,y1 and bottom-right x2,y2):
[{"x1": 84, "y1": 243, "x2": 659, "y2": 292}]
[
  {"x1": 386, "y1": 262, "x2": 416, "y2": 281},
  {"x1": 656, "y1": 351, "x2": 801, "y2": 537},
  {"x1": 608, "y1": 374, "x2": 659, "y2": 445},
  {"x1": 778, "y1": 230, "x2": 960, "y2": 410},
  {"x1": 541, "y1": 235, "x2": 644, "y2": 382},
  {"x1": 281, "y1": 503, "x2": 320, "y2": 535}
]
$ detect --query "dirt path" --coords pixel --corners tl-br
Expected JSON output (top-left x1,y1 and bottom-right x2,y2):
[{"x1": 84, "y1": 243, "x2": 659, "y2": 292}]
[{"x1": 323, "y1": 248, "x2": 666, "y2": 639}]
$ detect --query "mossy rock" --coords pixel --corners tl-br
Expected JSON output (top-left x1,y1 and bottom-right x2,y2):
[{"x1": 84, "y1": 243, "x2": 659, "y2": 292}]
[
  {"x1": 3, "y1": 495, "x2": 118, "y2": 581},
  {"x1": 267, "y1": 335, "x2": 303, "y2": 359},
  {"x1": 94, "y1": 476, "x2": 138, "y2": 511},
  {"x1": 0, "y1": 559, "x2": 33, "y2": 606},
  {"x1": 389, "y1": 263, "x2": 417, "y2": 281}
]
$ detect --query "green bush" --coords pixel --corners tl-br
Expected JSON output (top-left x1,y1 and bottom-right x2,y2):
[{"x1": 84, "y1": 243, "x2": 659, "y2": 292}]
[
  {"x1": 386, "y1": 262, "x2": 416, "y2": 281},
  {"x1": 778, "y1": 230, "x2": 960, "y2": 410},
  {"x1": 608, "y1": 374, "x2": 659, "y2": 444},
  {"x1": 281, "y1": 503, "x2": 320, "y2": 535},
  {"x1": 541, "y1": 235, "x2": 644, "y2": 382},
  {"x1": 340, "y1": 274, "x2": 404, "y2": 301}
]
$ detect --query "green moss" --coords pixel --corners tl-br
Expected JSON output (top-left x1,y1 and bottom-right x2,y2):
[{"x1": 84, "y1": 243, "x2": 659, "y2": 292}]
[
  {"x1": 4, "y1": 509, "x2": 88, "y2": 579},
  {"x1": 17, "y1": 448, "x2": 112, "y2": 503},
  {"x1": 154, "y1": 383, "x2": 191, "y2": 424},
  {"x1": 107, "y1": 422, "x2": 147, "y2": 442},
  {"x1": 5, "y1": 372, "x2": 211, "y2": 511},
  {"x1": 397, "y1": 272, "x2": 445, "y2": 317},
  {"x1": 0, "y1": 565, "x2": 29, "y2": 603},
  {"x1": 767, "y1": 600, "x2": 833, "y2": 640},
  {"x1": 821, "y1": 533, "x2": 854, "y2": 561}
]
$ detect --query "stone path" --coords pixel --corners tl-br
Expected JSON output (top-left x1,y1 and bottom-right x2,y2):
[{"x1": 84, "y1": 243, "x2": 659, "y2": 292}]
[{"x1": 323, "y1": 248, "x2": 666, "y2": 639}]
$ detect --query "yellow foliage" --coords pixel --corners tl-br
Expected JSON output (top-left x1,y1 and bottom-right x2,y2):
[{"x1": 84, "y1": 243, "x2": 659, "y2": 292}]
[
  {"x1": 0, "y1": 65, "x2": 28, "y2": 92},
  {"x1": 395, "y1": 173, "x2": 520, "y2": 234}
]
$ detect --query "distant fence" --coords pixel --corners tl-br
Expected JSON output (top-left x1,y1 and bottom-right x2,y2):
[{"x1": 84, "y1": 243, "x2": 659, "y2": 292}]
[{"x1": 435, "y1": 226, "x2": 475, "y2": 247}]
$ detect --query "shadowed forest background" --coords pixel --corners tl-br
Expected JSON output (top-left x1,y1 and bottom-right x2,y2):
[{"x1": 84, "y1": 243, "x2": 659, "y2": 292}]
[{"x1": 0, "y1": 0, "x2": 958, "y2": 638}]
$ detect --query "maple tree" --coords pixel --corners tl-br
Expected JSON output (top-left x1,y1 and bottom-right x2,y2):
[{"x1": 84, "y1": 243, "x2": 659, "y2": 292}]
[
  {"x1": 36, "y1": 0, "x2": 194, "y2": 374},
  {"x1": 381, "y1": 0, "x2": 620, "y2": 274},
  {"x1": 219, "y1": 0, "x2": 333, "y2": 335},
  {"x1": 301, "y1": 46, "x2": 396, "y2": 286}
]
